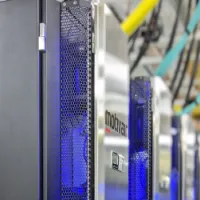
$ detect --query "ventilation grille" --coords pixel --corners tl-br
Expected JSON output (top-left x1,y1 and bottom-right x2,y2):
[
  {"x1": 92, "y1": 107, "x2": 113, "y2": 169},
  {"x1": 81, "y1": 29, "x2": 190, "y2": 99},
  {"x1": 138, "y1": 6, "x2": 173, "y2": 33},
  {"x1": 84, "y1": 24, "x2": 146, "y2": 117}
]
[
  {"x1": 60, "y1": 5, "x2": 94, "y2": 200},
  {"x1": 129, "y1": 77, "x2": 152, "y2": 200},
  {"x1": 171, "y1": 116, "x2": 181, "y2": 200}
]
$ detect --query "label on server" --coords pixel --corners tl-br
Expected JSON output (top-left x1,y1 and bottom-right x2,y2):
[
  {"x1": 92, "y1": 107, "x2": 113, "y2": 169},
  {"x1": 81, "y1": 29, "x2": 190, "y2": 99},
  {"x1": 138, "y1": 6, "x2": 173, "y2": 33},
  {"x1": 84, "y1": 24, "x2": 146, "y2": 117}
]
[{"x1": 111, "y1": 151, "x2": 125, "y2": 172}]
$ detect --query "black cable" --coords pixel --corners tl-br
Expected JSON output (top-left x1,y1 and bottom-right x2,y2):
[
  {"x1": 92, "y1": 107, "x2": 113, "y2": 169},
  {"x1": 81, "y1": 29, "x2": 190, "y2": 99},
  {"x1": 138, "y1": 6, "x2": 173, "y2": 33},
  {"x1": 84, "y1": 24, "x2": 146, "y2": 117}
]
[
  {"x1": 129, "y1": 0, "x2": 163, "y2": 75},
  {"x1": 128, "y1": 28, "x2": 140, "y2": 55},
  {"x1": 107, "y1": 4, "x2": 123, "y2": 23},
  {"x1": 184, "y1": 41, "x2": 200, "y2": 107},
  {"x1": 107, "y1": 3, "x2": 140, "y2": 56},
  {"x1": 144, "y1": 65, "x2": 154, "y2": 76},
  {"x1": 170, "y1": 0, "x2": 193, "y2": 91},
  {"x1": 170, "y1": 47, "x2": 185, "y2": 91},
  {"x1": 172, "y1": 27, "x2": 198, "y2": 103},
  {"x1": 164, "y1": 0, "x2": 183, "y2": 54},
  {"x1": 130, "y1": 42, "x2": 150, "y2": 74}
]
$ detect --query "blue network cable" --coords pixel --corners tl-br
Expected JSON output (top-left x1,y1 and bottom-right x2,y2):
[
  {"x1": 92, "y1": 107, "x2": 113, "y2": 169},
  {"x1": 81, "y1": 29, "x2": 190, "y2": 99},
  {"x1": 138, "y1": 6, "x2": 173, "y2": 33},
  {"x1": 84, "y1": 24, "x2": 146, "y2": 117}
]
[
  {"x1": 177, "y1": 95, "x2": 200, "y2": 116},
  {"x1": 155, "y1": 0, "x2": 200, "y2": 77}
]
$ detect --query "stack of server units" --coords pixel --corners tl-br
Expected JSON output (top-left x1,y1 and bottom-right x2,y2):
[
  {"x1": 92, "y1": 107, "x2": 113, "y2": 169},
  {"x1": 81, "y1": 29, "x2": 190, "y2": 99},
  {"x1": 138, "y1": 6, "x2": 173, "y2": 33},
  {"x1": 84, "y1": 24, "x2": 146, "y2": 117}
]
[
  {"x1": 129, "y1": 77, "x2": 153, "y2": 200},
  {"x1": 171, "y1": 116, "x2": 182, "y2": 200}
]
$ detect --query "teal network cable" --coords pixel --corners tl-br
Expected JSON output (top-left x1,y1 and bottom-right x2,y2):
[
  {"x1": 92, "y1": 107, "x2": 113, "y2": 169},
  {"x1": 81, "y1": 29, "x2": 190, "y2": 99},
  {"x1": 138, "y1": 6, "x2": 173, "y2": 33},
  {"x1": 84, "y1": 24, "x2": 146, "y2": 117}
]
[
  {"x1": 155, "y1": 0, "x2": 200, "y2": 77},
  {"x1": 177, "y1": 95, "x2": 200, "y2": 116}
]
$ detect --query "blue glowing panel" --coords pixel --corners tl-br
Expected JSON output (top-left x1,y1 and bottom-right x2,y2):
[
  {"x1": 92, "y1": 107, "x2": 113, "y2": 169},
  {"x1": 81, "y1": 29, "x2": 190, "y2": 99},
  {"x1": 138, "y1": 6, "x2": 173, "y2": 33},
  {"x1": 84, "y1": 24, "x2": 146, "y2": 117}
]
[
  {"x1": 60, "y1": 5, "x2": 94, "y2": 200},
  {"x1": 129, "y1": 77, "x2": 152, "y2": 200},
  {"x1": 171, "y1": 116, "x2": 181, "y2": 200},
  {"x1": 194, "y1": 133, "x2": 199, "y2": 200}
]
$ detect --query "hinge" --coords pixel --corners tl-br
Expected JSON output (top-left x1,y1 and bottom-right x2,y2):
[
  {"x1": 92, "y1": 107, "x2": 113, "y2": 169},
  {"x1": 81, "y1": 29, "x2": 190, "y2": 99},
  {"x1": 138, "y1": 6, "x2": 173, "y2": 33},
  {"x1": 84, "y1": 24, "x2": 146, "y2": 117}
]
[{"x1": 38, "y1": 23, "x2": 46, "y2": 52}]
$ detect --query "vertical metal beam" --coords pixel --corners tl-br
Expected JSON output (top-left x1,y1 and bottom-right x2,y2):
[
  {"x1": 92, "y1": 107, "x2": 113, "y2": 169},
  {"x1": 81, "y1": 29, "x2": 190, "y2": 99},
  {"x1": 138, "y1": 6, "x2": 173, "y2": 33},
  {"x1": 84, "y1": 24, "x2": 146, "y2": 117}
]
[
  {"x1": 42, "y1": 1, "x2": 61, "y2": 200},
  {"x1": 95, "y1": 3, "x2": 106, "y2": 200}
]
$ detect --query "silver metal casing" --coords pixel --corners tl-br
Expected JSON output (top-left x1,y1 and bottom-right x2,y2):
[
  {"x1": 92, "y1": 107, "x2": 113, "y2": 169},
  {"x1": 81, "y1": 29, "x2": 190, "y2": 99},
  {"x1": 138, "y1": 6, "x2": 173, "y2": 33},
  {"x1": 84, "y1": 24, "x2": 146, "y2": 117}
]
[
  {"x1": 152, "y1": 77, "x2": 172, "y2": 199},
  {"x1": 181, "y1": 115, "x2": 195, "y2": 200}
]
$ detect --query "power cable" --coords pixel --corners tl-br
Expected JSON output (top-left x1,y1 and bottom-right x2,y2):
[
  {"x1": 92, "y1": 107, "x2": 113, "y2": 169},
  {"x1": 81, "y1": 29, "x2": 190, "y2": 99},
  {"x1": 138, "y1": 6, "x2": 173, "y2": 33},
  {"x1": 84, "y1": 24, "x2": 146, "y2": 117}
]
[
  {"x1": 129, "y1": 0, "x2": 163, "y2": 75},
  {"x1": 177, "y1": 95, "x2": 200, "y2": 116},
  {"x1": 170, "y1": 0, "x2": 193, "y2": 91},
  {"x1": 184, "y1": 41, "x2": 200, "y2": 107},
  {"x1": 121, "y1": 0, "x2": 159, "y2": 36},
  {"x1": 107, "y1": 4, "x2": 123, "y2": 23},
  {"x1": 155, "y1": 0, "x2": 200, "y2": 77},
  {"x1": 164, "y1": 0, "x2": 183, "y2": 55},
  {"x1": 172, "y1": 27, "x2": 198, "y2": 103}
]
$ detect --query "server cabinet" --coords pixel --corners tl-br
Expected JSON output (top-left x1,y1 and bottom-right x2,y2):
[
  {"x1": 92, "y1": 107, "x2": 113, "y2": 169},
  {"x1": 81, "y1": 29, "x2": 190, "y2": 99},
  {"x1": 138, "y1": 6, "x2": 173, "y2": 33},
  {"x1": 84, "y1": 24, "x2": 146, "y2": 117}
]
[
  {"x1": 0, "y1": 1, "x2": 44, "y2": 199},
  {"x1": 129, "y1": 77, "x2": 153, "y2": 200},
  {"x1": 0, "y1": 0, "x2": 95, "y2": 200},
  {"x1": 151, "y1": 77, "x2": 172, "y2": 200},
  {"x1": 184, "y1": 136, "x2": 195, "y2": 200},
  {"x1": 170, "y1": 116, "x2": 182, "y2": 200},
  {"x1": 181, "y1": 115, "x2": 194, "y2": 200},
  {"x1": 194, "y1": 133, "x2": 200, "y2": 200}
]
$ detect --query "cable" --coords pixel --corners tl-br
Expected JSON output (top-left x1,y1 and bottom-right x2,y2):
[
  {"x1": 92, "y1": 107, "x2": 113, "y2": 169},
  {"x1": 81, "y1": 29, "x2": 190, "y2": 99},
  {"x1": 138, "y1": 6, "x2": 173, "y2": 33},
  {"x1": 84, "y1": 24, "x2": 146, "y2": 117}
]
[
  {"x1": 184, "y1": 41, "x2": 200, "y2": 107},
  {"x1": 126, "y1": 0, "x2": 133, "y2": 16},
  {"x1": 121, "y1": 0, "x2": 159, "y2": 36},
  {"x1": 164, "y1": 0, "x2": 183, "y2": 54},
  {"x1": 130, "y1": 42, "x2": 150, "y2": 74},
  {"x1": 172, "y1": 27, "x2": 198, "y2": 103},
  {"x1": 107, "y1": 4, "x2": 123, "y2": 23},
  {"x1": 130, "y1": 0, "x2": 162, "y2": 75},
  {"x1": 177, "y1": 95, "x2": 200, "y2": 116},
  {"x1": 143, "y1": 65, "x2": 154, "y2": 76},
  {"x1": 128, "y1": 28, "x2": 140, "y2": 56},
  {"x1": 108, "y1": 2, "x2": 141, "y2": 55},
  {"x1": 170, "y1": 0, "x2": 193, "y2": 91},
  {"x1": 155, "y1": 0, "x2": 200, "y2": 77}
]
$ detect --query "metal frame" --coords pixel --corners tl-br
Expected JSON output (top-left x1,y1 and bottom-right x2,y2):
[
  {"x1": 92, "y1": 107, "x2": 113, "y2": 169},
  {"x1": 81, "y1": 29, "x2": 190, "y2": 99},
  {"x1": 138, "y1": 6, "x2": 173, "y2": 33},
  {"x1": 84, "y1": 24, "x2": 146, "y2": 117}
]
[
  {"x1": 42, "y1": 1, "x2": 61, "y2": 200},
  {"x1": 181, "y1": 115, "x2": 192, "y2": 200},
  {"x1": 152, "y1": 77, "x2": 172, "y2": 198},
  {"x1": 94, "y1": 3, "x2": 106, "y2": 200}
]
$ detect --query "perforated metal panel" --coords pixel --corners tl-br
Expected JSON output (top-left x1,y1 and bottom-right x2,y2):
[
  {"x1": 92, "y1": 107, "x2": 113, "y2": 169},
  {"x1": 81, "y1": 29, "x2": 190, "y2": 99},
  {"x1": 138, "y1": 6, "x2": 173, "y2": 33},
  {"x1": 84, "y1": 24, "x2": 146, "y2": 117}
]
[
  {"x1": 60, "y1": 4, "x2": 94, "y2": 200},
  {"x1": 129, "y1": 77, "x2": 152, "y2": 200},
  {"x1": 171, "y1": 116, "x2": 181, "y2": 200},
  {"x1": 194, "y1": 133, "x2": 199, "y2": 200}
]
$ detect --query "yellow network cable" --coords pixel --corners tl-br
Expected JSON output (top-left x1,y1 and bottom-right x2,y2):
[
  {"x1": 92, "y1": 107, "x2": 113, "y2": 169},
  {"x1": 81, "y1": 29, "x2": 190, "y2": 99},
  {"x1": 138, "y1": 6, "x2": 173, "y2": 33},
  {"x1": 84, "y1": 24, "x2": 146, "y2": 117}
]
[{"x1": 121, "y1": 0, "x2": 159, "y2": 36}]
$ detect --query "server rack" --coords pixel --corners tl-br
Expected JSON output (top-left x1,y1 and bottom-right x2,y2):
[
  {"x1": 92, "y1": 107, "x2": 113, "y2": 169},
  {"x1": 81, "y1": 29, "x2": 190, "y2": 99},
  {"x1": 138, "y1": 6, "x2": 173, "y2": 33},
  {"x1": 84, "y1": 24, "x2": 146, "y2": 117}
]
[
  {"x1": 182, "y1": 115, "x2": 194, "y2": 200},
  {"x1": 0, "y1": 1, "x2": 156, "y2": 200},
  {"x1": 0, "y1": 0, "x2": 95, "y2": 200},
  {"x1": 194, "y1": 132, "x2": 199, "y2": 200},
  {"x1": 129, "y1": 77, "x2": 153, "y2": 200},
  {"x1": 151, "y1": 77, "x2": 172, "y2": 200},
  {"x1": 171, "y1": 116, "x2": 182, "y2": 200}
]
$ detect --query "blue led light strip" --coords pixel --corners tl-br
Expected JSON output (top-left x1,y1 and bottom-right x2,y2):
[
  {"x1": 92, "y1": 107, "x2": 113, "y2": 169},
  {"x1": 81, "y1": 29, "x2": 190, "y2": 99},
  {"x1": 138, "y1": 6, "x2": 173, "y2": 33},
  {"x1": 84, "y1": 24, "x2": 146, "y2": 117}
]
[{"x1": 155, "y1": 1, "x2": 200, "y2": 77}]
